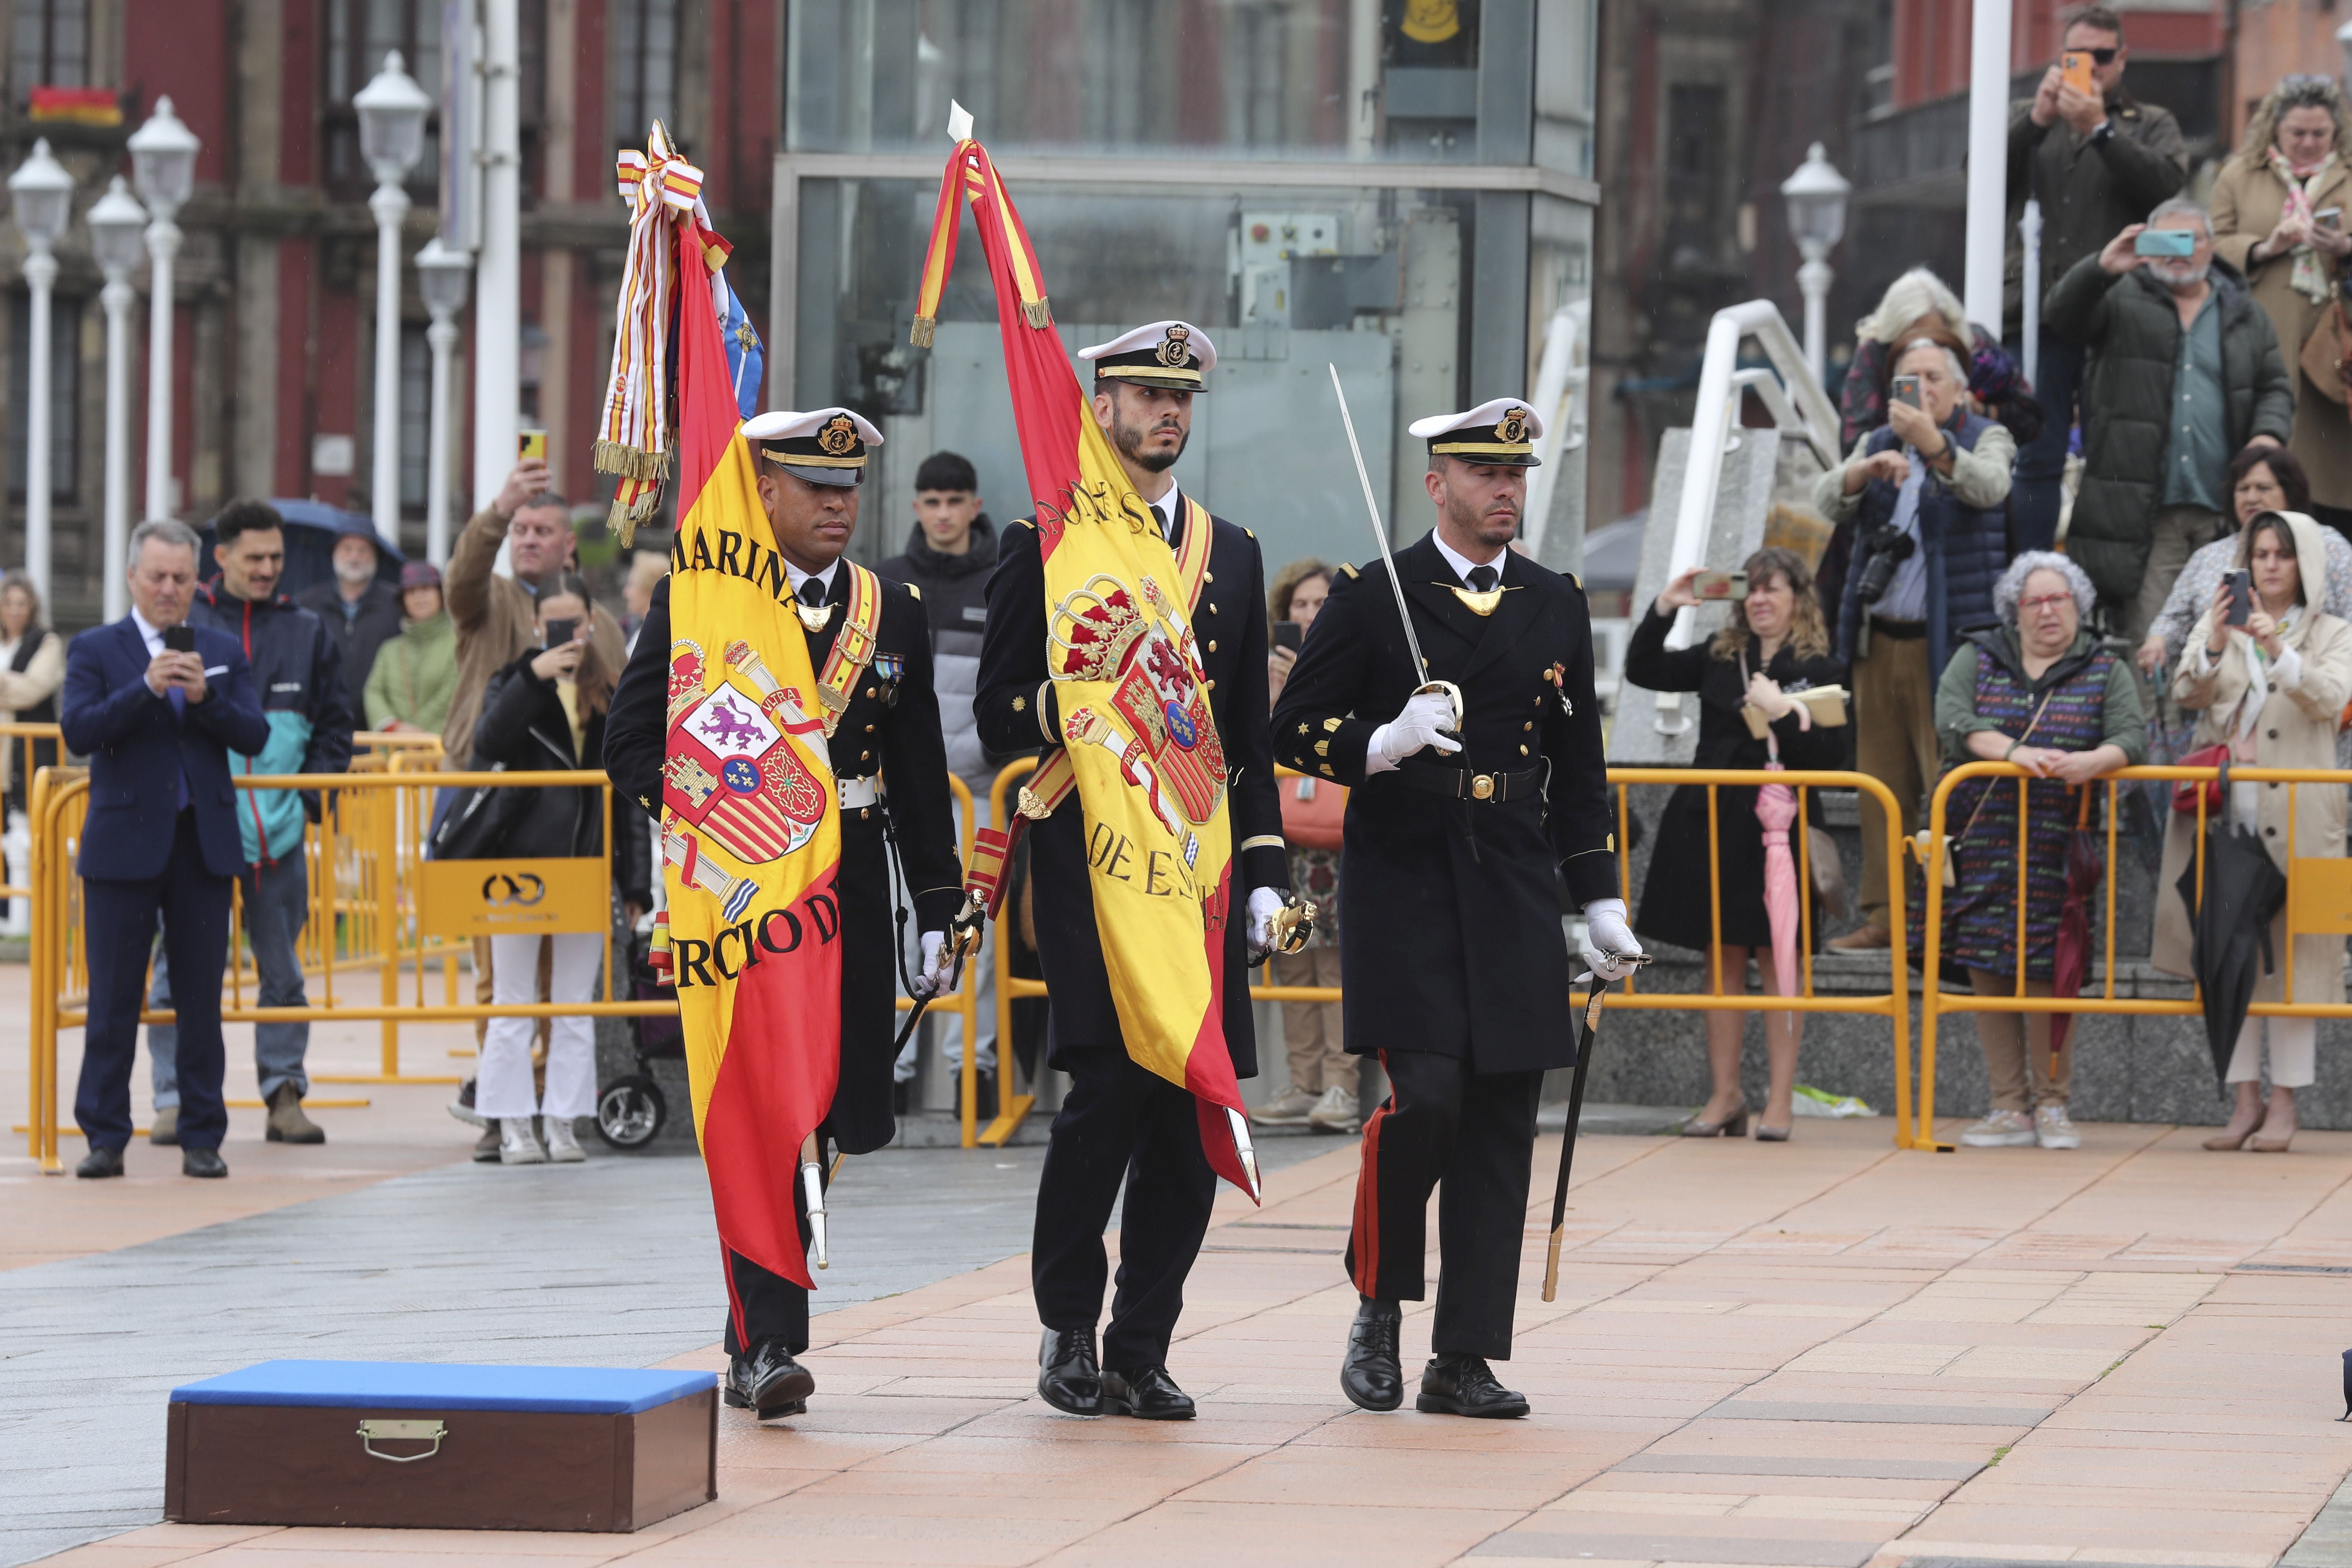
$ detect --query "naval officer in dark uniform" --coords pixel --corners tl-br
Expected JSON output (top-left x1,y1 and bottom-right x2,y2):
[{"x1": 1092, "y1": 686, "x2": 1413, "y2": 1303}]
[
  {"x1": 972, "y1": 321, "x2": 1291, "y2": 1421},
  {"x1": 1269, "y1": 398, "x2": 1642, "y2": 1419},
  {"x1": 605, "y1": 407, "x2": 967, "y2": 1421}
]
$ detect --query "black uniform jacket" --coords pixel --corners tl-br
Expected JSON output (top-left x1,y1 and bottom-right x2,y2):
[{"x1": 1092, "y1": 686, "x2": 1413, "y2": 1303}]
[
  {"x1": 972, "y1": 496, "x2": 1289, "y2": 1078},
  {"x1": 1268, "y1": 533, "x2": 1613, "y2": 1074},
  {"x1": 605, "y1": 572, "x2": 964, "y2": 1155}
]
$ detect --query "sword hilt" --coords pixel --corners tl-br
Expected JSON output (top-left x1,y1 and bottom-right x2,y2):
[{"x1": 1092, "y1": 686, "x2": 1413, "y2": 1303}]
[{"x1": 1414, "y1": 679, "x2": 1465, "y2": 735}]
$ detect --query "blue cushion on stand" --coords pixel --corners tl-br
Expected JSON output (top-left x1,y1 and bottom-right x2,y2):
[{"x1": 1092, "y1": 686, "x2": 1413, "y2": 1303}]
[{"x1": 171, "y1": 1360, "x2": 714, "y2": 1415}]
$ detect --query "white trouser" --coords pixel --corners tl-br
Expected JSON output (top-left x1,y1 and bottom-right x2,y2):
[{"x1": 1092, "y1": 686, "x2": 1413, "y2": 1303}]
[{"x1": 479, "y1": 931, "x2": 604, "y2": 1118}]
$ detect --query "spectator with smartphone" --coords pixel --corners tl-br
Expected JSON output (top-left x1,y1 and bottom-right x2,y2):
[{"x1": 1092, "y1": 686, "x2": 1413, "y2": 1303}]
[
  {"x1": 2211, "y1": 77, "x2": 2352, "y2": 537},
  {"x1": 454, "y1": 573, "x2": 650, "y2": 1164},
  {"x1": 1839, "y1": 269, "x2": 2038, "y2": 453},
  {"x1": 1811, "y1": 336, "x2": 2015, "y2": 952},
  {"x1": 2046, "y1": 201, "x2": 2295, "y2": 647},
  {"x1": 1253, "y1": 558, "x2": 1356, "y2": 1133},
  {"x1": 2007, "y1": 5, "x2": 2189, "y2": 551}
]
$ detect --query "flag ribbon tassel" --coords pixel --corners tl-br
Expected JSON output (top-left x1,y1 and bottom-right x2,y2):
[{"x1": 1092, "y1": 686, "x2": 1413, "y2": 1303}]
[
  {"x1": 909, "y1": 142, "x2": 1052, "y2": 350},
  {"x1": 597, "y1": 122, "x2": 706, "y2": 542}
]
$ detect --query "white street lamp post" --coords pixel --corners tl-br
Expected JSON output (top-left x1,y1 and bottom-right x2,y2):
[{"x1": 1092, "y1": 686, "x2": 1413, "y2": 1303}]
[
  {"x1": 473, "y1": 0, "x2": 521, "y2": 508},
  {"x1": 88, "y1": 176, "x2": 147, "y2": 619},
  {"x1": 415, "y1": 237, "x2": 472, "y2": 565},
  {"x1": 355, "y1": 52, "x2": 432, "y2": 545},
  {"x1": 129, "y1": 95, "x2": 199, "y2": 522},
  {"x1": 1780, "y1": 141, "x2": 1851, "y2": 389},
  {"x1": 9, "y1": 140, "x2": 72, "y2": 602}
]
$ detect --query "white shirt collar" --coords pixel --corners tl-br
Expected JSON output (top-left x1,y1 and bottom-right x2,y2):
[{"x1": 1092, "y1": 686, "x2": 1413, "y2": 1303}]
[
  {"x1": 1429, "y1": 531, "x2": 1507, "y2": 588},
  {"x1": 130, "y1": 607, "x2": 169, "y2": 654},
  {"x1": 782, "y1": 557, "x2": 841, "y2": 603}
]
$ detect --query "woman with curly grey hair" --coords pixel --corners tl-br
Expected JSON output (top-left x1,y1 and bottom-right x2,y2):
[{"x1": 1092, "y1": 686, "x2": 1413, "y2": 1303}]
[
  {"x1": 1925, "y1": 551, "x2": 2143, "y2": 1151},
  {"x1": 2212, "y1": 75, "x2": 2352, "y2": 530}
]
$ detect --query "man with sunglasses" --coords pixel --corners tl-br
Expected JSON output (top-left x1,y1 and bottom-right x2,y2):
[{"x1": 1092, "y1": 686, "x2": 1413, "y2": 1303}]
[{"x1": 2007, "y1": 3, "x2": 2188, "y2": 552}]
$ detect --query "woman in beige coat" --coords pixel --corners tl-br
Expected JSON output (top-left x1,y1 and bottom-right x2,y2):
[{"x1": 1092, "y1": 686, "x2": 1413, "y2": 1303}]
[
  {"x1": 2155, "y1": 510, "x2": 2352, "y2": 1152},
  {"x1": 2212, "y1": 77, "x2": 2352, "y2": 527}
]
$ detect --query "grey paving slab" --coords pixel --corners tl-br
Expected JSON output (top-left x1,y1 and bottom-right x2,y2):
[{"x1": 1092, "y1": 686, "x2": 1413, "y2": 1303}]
[
  {"x1": 0, "y1": 1136, "x2": 1335, "y2": 1568},
  {"x1": 2286, "y1": 1470, "x2": 2352, "y2": 1568},
  {"x1": 1472, "y1": 1532, "x2": 1879, "y2": 1566},
  {"x1": 1698, "y1": 1400, "x2": 2055, "y2": 1427}
]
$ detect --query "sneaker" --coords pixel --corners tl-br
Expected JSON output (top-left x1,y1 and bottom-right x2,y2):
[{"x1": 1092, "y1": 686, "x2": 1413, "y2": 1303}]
[
  {"x1": 1307, "y1": 1085, "x2": 1361, "y2": 1133},
  {"x1": 499, "y1": 1119, "x2": 548, "y2": 1165},
  {"x1": 149, "y1": 1106, "x2": 179, "y2": 1146},
  {"x1": 544, "y1": 1116, "x2": 587, "y2": 1163},
  {"x1": 447, "y1": 1077, "x2": 486, "y2": 1129},
  {"x1": 1250, "y1": 1085, "x2": 1319, "y2": 1127},
  {"x1": 1959, "y1": 1109, "x2": 2038, "y2": 1148},
  {"x1": 2034, "y1": 1104, "x2": 2081, "y2": 1150},
  {"x1": 472, "y1": 1122, "x2": 502, "y2": 1163}
]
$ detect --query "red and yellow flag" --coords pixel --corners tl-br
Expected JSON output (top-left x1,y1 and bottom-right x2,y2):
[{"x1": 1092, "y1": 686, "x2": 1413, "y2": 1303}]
[
  {"x1": 662, "y1": 214, "x2": 844, "y2": 1295},
  {"x1": 914, "y1": 140, "x2": 1258, "y2": 1199}
]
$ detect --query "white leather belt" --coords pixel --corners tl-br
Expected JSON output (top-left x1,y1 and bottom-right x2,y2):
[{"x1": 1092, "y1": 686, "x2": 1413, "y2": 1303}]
[{"x1": 839, "y1": 776, "x2": 879, "y2": 810}]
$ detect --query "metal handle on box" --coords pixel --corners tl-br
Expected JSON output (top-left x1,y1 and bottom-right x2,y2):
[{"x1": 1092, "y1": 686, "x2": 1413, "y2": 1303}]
[{"x1": 356, "y1": 1418, "x2": 447, "y2": 1462}]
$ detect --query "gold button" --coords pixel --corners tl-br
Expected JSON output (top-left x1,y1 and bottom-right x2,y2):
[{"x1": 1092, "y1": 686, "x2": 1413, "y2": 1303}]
[
  {"x1": 1209, "y1": 604, "x2": 1218, "y2": 615},
  {"x1": 862, "y1": 750, "x2": 872, "y2": 760},
  {"x1": 864, "y1": 723, "x2": 876, "y2": 732},
  {"x1": 1013, "y1": 695, "x2": 1027, "y2": 711},
  {"x1": 860, "y1": 807, "x2": 870, "y2": 819},
  {"x1": 1523, "y1": 721, "x2": 1533, "y2": 731},
  {"x1": 1519, "y1": 745, "x2": 1529, "y2": 756},
  {"x1": 1205, "y1": 679, "x2": 1216, "y2": 690},
  {"x1": 1205, "y1": 571, "x2": 1214, "y2": 583},
  {"x1": 1207, "y1": 640, "x2": 1217, "y2": 652},
  {"x1": 865, "y1": 687, "x2": 876, "y2": 698},
  {"x1": 1471, "y1": 774, "x2": 1495, "y2": 801}
]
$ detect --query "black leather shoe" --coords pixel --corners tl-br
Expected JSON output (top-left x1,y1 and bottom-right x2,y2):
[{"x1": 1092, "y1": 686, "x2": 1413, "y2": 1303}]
[
  {"x1": 725, "y1": 1340, "x2": 815, "y2": 1419},
  {"x1": 1102, "y1": 1365, "x2": 1194, "y2": 1420},
  {"x1": 181, "y1": 1147, "x2": 228, "y2": 1179},
  {"x1": 75, "y1": 1145, "x2": 124, "y2": 1179},
  {"x1": 1341, "y1": 1297, "x2": 1403, "y2": 1412},
  {"x1": 1416, "y1": 1353, "x2": 1529, "y2": 1418},
  {"x1": 1037, "y1": 1326, "x2": 1102, "y2": 1416}
]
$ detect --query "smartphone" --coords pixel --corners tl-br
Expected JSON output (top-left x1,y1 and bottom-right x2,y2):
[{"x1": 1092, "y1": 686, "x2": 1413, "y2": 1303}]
[
  {"x1": 2061, "y1": 51, "x2": 2096, "y2": 100},
  {"x1": 2223, "y1": 569, "x2": 2253, "y2": 628},
  {"x1": 1693, "y1": 570, "x2": 1749, "y2": 601},
  {"x1": 1891, "y1": 374, "x2": 1923, "y2": 410},
  {"x1": 517, "y1": 428, "x2": 548, "y2": 463},
  {"x1": 1271, "y1": 620, "x2": 1303, "y2": 653},
  {"x1": 2322, "y1": 208, "x2": 2343, "y2": 233},
  {"x1": 2135, "y1": 229, "x2": 2196, "y2": 258},
  {"x1": 543, "y1": 617, "x2": 579, "y2": 649},
  {"x1": 162, "y1": 624, "x2": 196, "y2": 654}
]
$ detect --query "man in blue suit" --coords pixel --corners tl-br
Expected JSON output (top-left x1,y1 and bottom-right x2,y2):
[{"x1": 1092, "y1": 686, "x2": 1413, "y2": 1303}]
[{"x1": 62, "y1": 518, "x2": 270, "y2": 1179}]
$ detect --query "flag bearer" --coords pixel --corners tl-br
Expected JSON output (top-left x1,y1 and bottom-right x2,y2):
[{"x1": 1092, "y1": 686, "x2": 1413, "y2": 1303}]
[
  {"x1": 973, "y1": 322, "x2": 1292, "y2": 1420},
  {"x1": 605, "y1": 408, "x2": 967, "y2": 1420},
  {"x1": 1268, "y1": 398, "x2": 1639, "y2": 1418}
]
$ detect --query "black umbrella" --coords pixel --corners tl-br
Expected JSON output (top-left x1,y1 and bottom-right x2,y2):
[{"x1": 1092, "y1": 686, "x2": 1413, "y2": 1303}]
[{"x1": 2173, "y1": 764, "x2": 2288, "y2": 1088}]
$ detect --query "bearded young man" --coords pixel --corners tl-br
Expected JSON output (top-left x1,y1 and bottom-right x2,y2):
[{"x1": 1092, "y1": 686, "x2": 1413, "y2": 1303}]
[
  {"x1": 1270, "y1": 398, "x2": 1633, "y2": 1420},
  {"x1": 972, "y1": 321, "x2": 1291, "y2": 1421}
]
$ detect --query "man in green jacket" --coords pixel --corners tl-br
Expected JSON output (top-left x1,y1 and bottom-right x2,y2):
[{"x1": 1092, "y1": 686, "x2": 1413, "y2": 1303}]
[{"x1": 2044, "y1": 200, "x2": 2294, "y2": 645}]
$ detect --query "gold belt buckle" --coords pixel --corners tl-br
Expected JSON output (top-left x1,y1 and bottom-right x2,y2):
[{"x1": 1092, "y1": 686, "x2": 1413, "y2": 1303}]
[{"x1": 1470, "y1": 773, "x2": 1496, "y2": 801}]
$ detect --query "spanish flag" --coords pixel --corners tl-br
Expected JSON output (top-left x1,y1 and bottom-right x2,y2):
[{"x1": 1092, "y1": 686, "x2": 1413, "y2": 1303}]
[
  {"x1": 913, "y1": 138, "x2": 1258, "y2": 1199},
  {"x1": 662, "y1": 211, "x2": 844, "y2": 1296}
]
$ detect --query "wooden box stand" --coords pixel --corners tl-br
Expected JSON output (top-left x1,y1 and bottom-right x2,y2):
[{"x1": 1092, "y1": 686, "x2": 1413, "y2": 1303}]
[{"x1": 165, "y1": 1360, "x2": 717, "y2": 1533}]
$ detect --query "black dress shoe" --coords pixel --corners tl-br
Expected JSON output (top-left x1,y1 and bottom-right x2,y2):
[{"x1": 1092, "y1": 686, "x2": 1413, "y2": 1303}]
[
  {"x1": 1102, "y1": 1365, "x2": 1194, "y2": 1420},
  {"x1": 1341, "y1": 1297, "x2": 1403, "y2": 1412},
  {"x1": 1036, "y1": 1326, "x2": 1102, "y2": 1416},
  {"x1": 725, "y1": 1339, "x2": 815, "y2": 1419},
  {"x1": 75, "y1": 1145, "x2": 124, "y2": 1179},
  {"x1": 1416, "y1": 1353, "x2": 1529, "y2": 1418},
  {"x1": 181, "y1": 1147, "x2": 228, "y2": 1179}
]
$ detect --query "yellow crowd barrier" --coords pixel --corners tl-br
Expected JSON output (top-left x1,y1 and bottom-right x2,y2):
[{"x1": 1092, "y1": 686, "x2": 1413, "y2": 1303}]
[{"x1": 0, "y1": 720, "x2": 61, "y2": 903}]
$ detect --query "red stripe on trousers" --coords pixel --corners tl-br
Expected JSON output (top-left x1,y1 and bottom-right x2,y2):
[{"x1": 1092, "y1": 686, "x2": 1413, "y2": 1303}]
[{"x1": 1351, "y1": 1050, "x2": 1391, "y2": 1296}]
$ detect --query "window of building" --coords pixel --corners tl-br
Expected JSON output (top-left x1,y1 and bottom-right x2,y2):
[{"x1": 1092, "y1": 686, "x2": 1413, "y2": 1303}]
[
  {"x1": 8, "y1": 291, "x2": 78, "y2": 503},
  {"x1": 9, "y1": 0, "x2": 87, "y2": 105},
  {"x1": 1663, "y1": 82, "x2": 1730, "y2": 275},
  {"x1": 609, "y1": 0, "x2": 679, "y2": 145}
]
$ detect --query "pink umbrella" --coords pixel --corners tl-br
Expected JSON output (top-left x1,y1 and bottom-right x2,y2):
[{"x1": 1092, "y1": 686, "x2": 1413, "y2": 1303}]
[{"x1": 1754, "y1": 761, "x2": 1801, "y2": 1009}]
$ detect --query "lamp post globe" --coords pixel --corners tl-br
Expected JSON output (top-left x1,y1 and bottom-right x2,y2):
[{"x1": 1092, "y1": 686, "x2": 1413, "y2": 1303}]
[
  {"x1": 1779, "y1": 141, "x2": 1851, "y2": 388},
  {"x1": 354, "y1": 50, "x2": 432, "y2": 186},
  {"x1": 127, "y1": 95, "x2": 197, "y2": 220},
  {"x1": 356, "y1": 52, "x2": 432, "y2": 542},
  {"x1": 414, "y1": 237, "x2": 473, "y2": 564},
  {"x1": 88, "y1": 175, "x2": 147, "y2": 620},
  {"x1": 129, "y1": 96, "x2": 199, "y2": 521},
  {"x1": 10, "y1": 138, "x2": 71, "y2": 601}
]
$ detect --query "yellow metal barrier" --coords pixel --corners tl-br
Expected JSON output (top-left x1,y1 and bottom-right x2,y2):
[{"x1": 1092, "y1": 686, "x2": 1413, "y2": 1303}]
[
  {"x1": 0, "y1": 720, "x2": 62, "y2": 902},
  {"x1": 889, "y1": 774, "x2": 986, "y2": 1150}
]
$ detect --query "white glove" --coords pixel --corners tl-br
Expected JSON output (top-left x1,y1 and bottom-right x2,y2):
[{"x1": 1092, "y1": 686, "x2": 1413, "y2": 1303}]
[
  {"x1": 1580, "y1": 898, "x2": 1644, "y2": 983},
  {"x1": 1245, "y1": 886, "x2": 1286, "y2": 959},
  {"x1": 911, "y1": 930, "x2": 956, "y2": 1000},
  {"x1": 1367, "y1": 689, "x2": 1463, "y2": 773}
]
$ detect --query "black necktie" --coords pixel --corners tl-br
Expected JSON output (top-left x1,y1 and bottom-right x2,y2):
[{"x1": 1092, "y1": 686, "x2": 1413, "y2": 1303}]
[
  {"x1": 1467, "y1": 565, "x2": 1498, "y2": 593},
  {"x1": 799, "y1": 575, "x2": 827, "y2": 608}
]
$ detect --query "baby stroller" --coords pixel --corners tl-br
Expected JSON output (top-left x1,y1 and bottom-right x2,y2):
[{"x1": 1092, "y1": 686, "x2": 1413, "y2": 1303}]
[{"x1": 596, "y1": 928, "x2": 683, "y2": 1149}]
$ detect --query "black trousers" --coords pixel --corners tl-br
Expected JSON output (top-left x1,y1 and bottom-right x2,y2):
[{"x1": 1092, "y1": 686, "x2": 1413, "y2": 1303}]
[
  {"x1": 1344, "y1": 1049, "x2": 1542, "y2": 1361},
  {"x1": 79, "y1": 812, "x2": 233, "y2": 1153},
  {"x1": 723, "y1": 1128, "x2": 830, "y2": 1357},
  {"x1": 1032, "y1": 1047, "x2": 1216, "y2": 1371}
]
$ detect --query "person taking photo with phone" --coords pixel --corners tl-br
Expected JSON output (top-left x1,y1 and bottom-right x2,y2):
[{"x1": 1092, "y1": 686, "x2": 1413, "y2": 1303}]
[
  {"x1": 2211, "y1": 77, "x2": 2352, "y2": 538},
  {"x1": 1811, "y1": 334, "x2": 2015, "y2": 952},
  {"x1": 2047, "y1": 199, "x2": 2295, "y2": 649},
  {"x1": 2006, "y1": 4, "x2": 2189, "y2": 551}
]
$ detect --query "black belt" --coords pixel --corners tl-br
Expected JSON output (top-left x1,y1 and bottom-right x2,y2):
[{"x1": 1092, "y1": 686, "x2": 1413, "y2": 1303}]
[
  {"x1": 1397, "y1": 758, "x2": 1542, "y2": 803},
  {"x1": 1868, "y1": 616, "x2": 1926, "y2": 640}
]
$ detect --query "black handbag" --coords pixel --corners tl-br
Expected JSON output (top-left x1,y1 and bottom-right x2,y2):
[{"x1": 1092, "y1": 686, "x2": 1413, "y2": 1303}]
[{"x1": 428, "y1": 764, "x2": 527, "y2": 861}]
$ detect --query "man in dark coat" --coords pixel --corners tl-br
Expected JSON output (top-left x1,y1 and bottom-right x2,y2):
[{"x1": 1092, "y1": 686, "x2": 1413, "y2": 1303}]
[
  {"x1": 296, "y1": 520, "x2": 404, "y2": 719},
  {"x1": 2046, "y1": 201, "x2": 2294, "y2": 638},
  {"x1": 973, "y1": 321, "x2": 1290, "y2": 1422},
  {"x1": 604, "y1": 407, "x2": 964, "y2": 1421},
  {"x1": 1270, "y1": 397, "x2": 1631, "y2": 1420}
]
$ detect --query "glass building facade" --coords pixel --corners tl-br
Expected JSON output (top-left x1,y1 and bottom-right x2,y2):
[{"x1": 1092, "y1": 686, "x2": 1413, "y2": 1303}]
[{"x1": 769, "y1": 0, "x2": 1599, "y2": 576}]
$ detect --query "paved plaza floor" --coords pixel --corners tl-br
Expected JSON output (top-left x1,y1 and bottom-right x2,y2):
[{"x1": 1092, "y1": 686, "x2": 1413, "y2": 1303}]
[{"x1": 12, "y1": 961, "x2": 2352, "y2": 1567}]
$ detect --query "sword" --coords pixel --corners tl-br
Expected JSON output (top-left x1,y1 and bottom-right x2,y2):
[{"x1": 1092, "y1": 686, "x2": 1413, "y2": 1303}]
[
  {"x1": 890, "y1": 891, "x2": 986, "y2": 1054},
  {"x1": 1328, "y1": 364, "x2": 1463, "y2": 730},
  {"x1": 1540, "y1": 957, "x2": 1646, "y2": 1303},
  {"x1": 799, "y1": 1131, "x2": 828, "y2": 1271}
]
